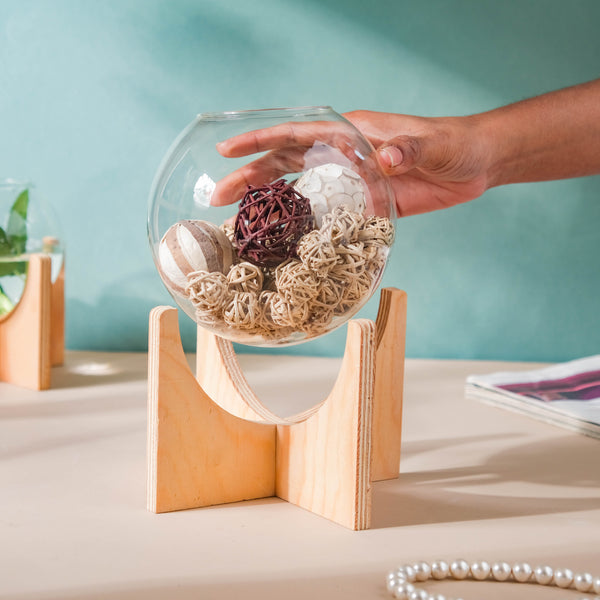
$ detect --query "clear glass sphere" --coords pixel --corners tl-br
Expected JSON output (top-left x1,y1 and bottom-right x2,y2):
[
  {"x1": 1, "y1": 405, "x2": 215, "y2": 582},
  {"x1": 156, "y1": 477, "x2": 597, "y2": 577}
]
[
  {"x1": 0, "y1": 179, "x2": 64, "y2": 317},
  {"x1": 148, "y1": 106, "x2": 395, "y2": 346}
]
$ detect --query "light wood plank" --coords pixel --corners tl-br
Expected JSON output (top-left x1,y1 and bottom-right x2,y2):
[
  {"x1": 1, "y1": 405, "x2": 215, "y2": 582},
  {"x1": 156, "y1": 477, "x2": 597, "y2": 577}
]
[
  {"x1": 50, "y1": 261, "x2": 65, "y2": 366},
  {"x1": 372, "y1": 288, "x2": 407, "y2": 481},
  {"x1": 147, "y1": 306, "x2": 277, "y2": 513},
  {"x1": 275, "y1": 319, "x2": 375, "y2": 530},
  {"x1": 0, "y1": 254, "x2": 51, "y2": 390}
]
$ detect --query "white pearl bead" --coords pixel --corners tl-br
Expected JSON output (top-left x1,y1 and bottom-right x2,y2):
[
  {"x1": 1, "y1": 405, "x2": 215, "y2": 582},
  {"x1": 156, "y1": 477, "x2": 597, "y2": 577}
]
[
  {"x1": 431, "y1": 560, "x2": 450, "y2": 580},
  {"x1": 397, "y1": 565, "x2": 417, "y2": 583},
  {"x1": 408, "y1": 589, "x2": 428, "y2": 600},
  {"x1": 593, "y1": 577, "x2": 600, "y2": 594},
  {"x1": 412, "y1": 561, "x2": 432, "y2": 582},
  {"x1": 392, "y1": 569, "x2": 409, "y2": 582},
  {"x1": 554, "y1": 568, "x2": 574, "y2": 588},
  {"x1": 491, "y1": 561, "x2": 512, "y2": 581},
  {"x1": 430, "y1": 595, "x2": 446, "y2": 600},
  {"x1": 387, "y1": 575, "x2": 401, "y2": 592},
  {"x1": 471, "y1": 560, "x2": 491, "y2": 580},
  {"x1": 512, "y1": 562, "x2": 533, "y2": 583},
  {"x1": 534, "y1": 565, "x2": 553, "y2": 585},
  {"x1": 574, "y1": 573, "x2": 593, "y2": 592},
  {"x1": 393, "y1": 583, "x2": 416, "y2": 599},
  {"x1": 450, "y1": 559, "x2": 470, "y2": 580}
]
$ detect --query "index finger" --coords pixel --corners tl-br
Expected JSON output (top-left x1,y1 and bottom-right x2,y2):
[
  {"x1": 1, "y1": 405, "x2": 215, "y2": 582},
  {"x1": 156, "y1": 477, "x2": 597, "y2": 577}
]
[{"x1": 216, "y1": 120, "x2": 354, "y2": 158}]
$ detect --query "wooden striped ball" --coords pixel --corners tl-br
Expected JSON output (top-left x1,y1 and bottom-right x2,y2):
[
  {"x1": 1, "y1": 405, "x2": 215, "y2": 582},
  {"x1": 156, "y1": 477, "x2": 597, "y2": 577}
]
[{"x1": 158, "y1": 219, "x2": 234, "y2": 295}]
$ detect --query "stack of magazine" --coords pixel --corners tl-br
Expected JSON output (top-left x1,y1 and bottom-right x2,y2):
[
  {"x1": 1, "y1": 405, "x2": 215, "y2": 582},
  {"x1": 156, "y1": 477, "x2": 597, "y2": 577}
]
[{"x1": 466, "y1": 355, "x2": 600, "y2": 439}]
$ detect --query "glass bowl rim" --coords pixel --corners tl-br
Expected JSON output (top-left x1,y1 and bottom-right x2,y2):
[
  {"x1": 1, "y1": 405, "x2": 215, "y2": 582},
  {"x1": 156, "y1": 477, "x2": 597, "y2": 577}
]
[
  {"x1": 197, "y1": 105, "x2": 334, "y2": 121},
  {"x1": 0, "y1": 178, "x2": 34, "y2": 189}
]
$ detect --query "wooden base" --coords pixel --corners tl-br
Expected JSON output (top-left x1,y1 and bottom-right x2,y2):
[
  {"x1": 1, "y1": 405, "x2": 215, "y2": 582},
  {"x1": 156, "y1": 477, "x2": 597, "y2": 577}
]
[
  {"x1": 0, "y1": 255, "x2": 65, "y2": 390},
  {"x1": 147, "y1": 288, "x2": 407, "y2": 530}
]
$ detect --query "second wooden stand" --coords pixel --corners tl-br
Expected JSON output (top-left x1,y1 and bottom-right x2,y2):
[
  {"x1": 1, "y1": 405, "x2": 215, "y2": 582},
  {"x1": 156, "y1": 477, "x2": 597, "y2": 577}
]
[{"x1": 0, "y1": 254, "x2": 65, "y2": 390}]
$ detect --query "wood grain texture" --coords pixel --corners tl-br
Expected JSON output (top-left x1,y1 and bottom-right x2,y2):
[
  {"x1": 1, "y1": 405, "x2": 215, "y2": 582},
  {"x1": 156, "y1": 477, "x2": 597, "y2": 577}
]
[
  {"x1": 0, "y1": 254, "x2": 51, "y2": 390},
  {"x1": 147, "y1": 306, "x2": 276, "y2": 513},
  {"x1": 196, "y1": 326, "x2": 289, "y2": 424},
  {"x1": 275, "y1": 319, "x2": 375, "y2": 530},
  {"x1": 50, "y1": 261, "x2": 65, "y2": 367},
  {"x1": 372, "y1": 288, "x2": 407, "y2": 481}
]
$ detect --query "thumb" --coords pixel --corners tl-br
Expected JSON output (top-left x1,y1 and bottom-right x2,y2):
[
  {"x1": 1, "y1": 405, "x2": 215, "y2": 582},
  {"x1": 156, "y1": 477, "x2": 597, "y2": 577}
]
[{"x1": 376, "y1": 135, "x2": 427, "y2": 175}]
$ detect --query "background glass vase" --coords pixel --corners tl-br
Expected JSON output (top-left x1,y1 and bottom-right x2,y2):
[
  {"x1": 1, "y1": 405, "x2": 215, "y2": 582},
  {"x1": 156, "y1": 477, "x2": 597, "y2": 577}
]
[
  {"x1": 148, "y1": 106, "x2": 395, "y2": 347},
  {"x1": 0, "y1": 179, "x2": 64, "y2": 317}
]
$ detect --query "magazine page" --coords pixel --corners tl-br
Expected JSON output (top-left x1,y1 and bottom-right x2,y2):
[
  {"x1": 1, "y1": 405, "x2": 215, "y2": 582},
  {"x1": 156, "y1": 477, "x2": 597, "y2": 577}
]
[{"x1": 466, "y1": 355, "x2": 600, "y2": 438}]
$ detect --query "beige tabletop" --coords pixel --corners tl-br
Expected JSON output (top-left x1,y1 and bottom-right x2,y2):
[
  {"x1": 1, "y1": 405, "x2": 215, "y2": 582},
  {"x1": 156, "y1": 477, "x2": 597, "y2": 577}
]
[{"x1": 1, "y1": 352, "x2": 599, "y2": 600}]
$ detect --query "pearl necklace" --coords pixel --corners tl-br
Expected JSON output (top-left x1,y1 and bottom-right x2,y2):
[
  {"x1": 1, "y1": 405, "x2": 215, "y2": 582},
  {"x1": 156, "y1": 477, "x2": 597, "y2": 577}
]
[{"x1": 386, "y1": 560, "x2": 600, "y2": 600}]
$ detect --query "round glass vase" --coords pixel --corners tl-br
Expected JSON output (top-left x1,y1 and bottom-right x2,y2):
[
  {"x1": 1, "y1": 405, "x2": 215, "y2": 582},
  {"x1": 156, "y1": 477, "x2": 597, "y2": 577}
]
[
  {"x1": 0, "y1": 179, "x2": 64, "y2": 318},
  {"x1": 148, "y1": 106, "x2": 395, "y2": 347}
]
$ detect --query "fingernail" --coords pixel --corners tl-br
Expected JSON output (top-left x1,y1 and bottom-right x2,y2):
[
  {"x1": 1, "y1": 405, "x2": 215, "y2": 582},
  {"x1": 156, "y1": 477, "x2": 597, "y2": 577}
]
[{"x1": 380, "y1": 146, "x2": 403, "y2": 169}]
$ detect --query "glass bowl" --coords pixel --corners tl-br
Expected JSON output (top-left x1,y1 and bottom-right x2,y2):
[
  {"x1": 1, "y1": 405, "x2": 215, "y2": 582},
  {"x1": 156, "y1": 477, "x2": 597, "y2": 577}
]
[
  {"x1": 148, "y1": 106, "x2": 395, "y2": 346},
  {"x1": 0, "y1": 179, "x2": 63, "y2": 317}
]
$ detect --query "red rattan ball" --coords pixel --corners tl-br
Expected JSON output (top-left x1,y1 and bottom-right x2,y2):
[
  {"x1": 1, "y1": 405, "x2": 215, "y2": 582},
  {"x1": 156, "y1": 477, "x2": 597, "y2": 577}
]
[{"x1": 234, "y1": 179, "x2": 315, "y2": 266}]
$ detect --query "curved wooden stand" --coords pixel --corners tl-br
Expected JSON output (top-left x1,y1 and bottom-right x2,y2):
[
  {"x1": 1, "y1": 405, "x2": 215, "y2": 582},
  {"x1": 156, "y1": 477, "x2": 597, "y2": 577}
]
[
  {"x1": 0, "y1": 254, "x2": 65, "y2": 390},
  {"x1": 147, "y1": 288, "x2": 407, "y2": 530}
]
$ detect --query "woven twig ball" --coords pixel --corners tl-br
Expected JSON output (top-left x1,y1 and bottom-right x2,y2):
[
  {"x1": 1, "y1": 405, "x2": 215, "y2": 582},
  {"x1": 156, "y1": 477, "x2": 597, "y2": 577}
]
[
  {"x1": 330, "y1": 242, "x2": 366, "y2": 278},
  {"x1": 275, "y1": 259, "x2": 320, "y2": 305},
  {"x1": 335, "y1": 269, "x2": 373, "y2": 315},
  {"x1": 227, "y1": 261, "x2": 264, "y2": 294},
  {"x1": 320, "y1": 205, "x2": 365, "y2": 245},
  {"x1": 234, "y1": 179, "x2": 315, "y2": 266},
  {"x1": 311, "y1": 276, "x2": 344, "y2": 313},
  {"x1": 364, "y1": 243, "x2": 388, "y2": 273},
  {"x1": 296, "y1": 230, "x2": 338, "y2": 277},
  {"x1": 302, "y1": 306, "x2": 335, "y2": 335},
  {"x1": 186, "y1": 269, "x2": 229, "y2": 320},
  {"x1": 359, "y1": 215, "x2": 395, "y2": 247},
  {"x1": 223, "y1": 291, "x2": 261, "y2": 330},
  {"x1": 263, "y1": 290, "x2": 309, "y2": 328},
  {"x1": 257, "y1": 290, "x2": 278, "y2": 331}
]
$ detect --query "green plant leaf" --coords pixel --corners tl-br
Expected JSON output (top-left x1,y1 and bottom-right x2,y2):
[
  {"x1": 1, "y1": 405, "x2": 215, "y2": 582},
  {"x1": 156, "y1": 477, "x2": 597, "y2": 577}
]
[
  {"x1": 0, "y1": 258, "x2": 27, "y2": 277},
  {"x1": 0, "y1": 226, "x2": 10, "y2": 254},
  {"x1": 7, "y1": 188, "x2": 29, "y2": 254},
  {"x1": 0, "y1": 282, "x2": 15, "y2": 316}
]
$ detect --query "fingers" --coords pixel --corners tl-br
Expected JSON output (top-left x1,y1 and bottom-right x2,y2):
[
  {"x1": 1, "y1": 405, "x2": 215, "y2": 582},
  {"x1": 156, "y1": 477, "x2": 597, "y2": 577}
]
[
  {"x1": 375, "y1": 135, "x2": 427, "y2": 175},
  {"x1": 216, "y1": 121, "x2": 353, "y2": 158},
  {"x1": 211, "y1": 147, "x2": 307, "y2": 206}
]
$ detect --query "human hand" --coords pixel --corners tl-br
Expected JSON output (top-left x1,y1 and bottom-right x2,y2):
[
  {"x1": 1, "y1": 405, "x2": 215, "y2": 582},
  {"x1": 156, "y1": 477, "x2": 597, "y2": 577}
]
[
  {"x1": 342, "y1": 110, "x2": 491, "y2": 216},
  {"x1": 212, "y1": 110, "x2": 491, "y2": 217}
]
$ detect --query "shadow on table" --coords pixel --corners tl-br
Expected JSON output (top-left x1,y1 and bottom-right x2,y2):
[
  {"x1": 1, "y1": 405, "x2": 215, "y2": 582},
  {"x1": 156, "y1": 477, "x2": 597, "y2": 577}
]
[
  {"x1": 50, "y1": 351, "x2": 151, "y2": 389},
  {"x1": 372, "y1": 433, "x2": 600, "y2": 528}
]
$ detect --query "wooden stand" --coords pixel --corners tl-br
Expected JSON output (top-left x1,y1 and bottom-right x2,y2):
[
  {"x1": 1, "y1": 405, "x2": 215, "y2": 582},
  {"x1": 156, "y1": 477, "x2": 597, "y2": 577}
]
[
  {"x1": 0, "y1": 254, "x2": 65, "y2": 390},
  {"x1": 147, "y1": 288, "x2": 407, "y2": 530}
]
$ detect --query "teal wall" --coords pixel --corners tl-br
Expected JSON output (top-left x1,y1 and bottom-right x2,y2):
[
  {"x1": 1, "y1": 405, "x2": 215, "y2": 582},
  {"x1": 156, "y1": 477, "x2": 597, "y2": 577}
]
[{"x1": 1, "y1": 0, "x2": 599, "y2": 361}]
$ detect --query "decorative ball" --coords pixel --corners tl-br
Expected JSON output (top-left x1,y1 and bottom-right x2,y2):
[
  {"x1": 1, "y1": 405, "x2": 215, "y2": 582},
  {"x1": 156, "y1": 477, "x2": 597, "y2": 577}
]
[
  {"x1": 158, "y1": 219, "x2": 234, "y2": 295},
  {"x1": 227, "y1": 261, "x2": 264, "y2": 294},
  {"x1": 234, "y1": 179, "x2": 315, "y2": 267},
  {"x1": 296, "y1": 230, "x2": 338, "y2": 276},
  {"x1": 223, "y1": 291, "x2": 260, "y2": 330},
  {"x1": 294, "y1": 163, "x2": 367, "y2": 227},
  {"x1": 359, "y1": 215, "x2": 396, "y2": 247},
  {"x1": 320, "y1": 205, "x2": 365, "y2": 246},
  {"x1": 275, "y1": 259, "x2": 320, "y2": 305},
  {"x1": 187, "y1": 270, "x2": 229, "y2": 314}
]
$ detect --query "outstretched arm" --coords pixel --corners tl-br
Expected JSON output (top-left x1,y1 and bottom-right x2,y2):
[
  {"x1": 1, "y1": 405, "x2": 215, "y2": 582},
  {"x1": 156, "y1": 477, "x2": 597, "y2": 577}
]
[{"x1": 213, "y1": 79, "x2": 600, "y2": 216}]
